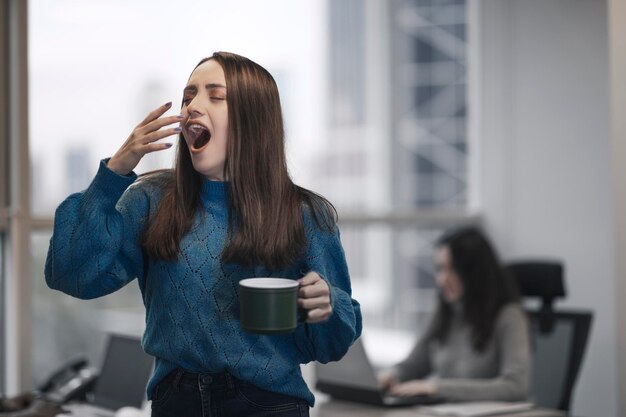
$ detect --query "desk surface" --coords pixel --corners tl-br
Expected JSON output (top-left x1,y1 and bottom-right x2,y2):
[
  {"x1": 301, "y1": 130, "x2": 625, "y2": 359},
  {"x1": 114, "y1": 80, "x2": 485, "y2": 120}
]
[{"x1": 311, "y1": 394, "x2": 566, "y2": 417}]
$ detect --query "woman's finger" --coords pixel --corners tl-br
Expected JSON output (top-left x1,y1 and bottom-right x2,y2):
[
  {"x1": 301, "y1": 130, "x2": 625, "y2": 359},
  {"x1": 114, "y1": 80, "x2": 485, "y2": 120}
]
[
  {"x1": 389, "y1": 381, "x2": 434, "y2": 396},
  {"x1": 298, "y1": 295, "x2": 330, "y2": 310},
  {"x1": 378, "y1": 374, "x2": 397, "y2": 389},
  {"x1": 390, "y1": 388, "x2": 408, "y2": 396},
  {"x1": 299, "y1": 283, "x2": 328, "y2": 299},
  {"x1": 143, "y1": 142, "x2": 174, "y2": 154},
  {"x1": 299, "y1": 294, "x2": 333, "y2": 322},
  {"x1": 306, "y1": 306, "x2": 332, "y2": 322},
  {"x1": 389, "y1": 385, "x2": 410, "y2": 396},
  {"x1": 139, "y1": 114, "x2": 186, "y2": 135},
  {"x1": 137, "y1": 102, "x2": 173, "y2": 127},
  {"x1": 298, "y1": 271, "x2": 321, "y2": 287},
  {"x1": 141, "y1": 127, "x2": 182, "y2": 144}
]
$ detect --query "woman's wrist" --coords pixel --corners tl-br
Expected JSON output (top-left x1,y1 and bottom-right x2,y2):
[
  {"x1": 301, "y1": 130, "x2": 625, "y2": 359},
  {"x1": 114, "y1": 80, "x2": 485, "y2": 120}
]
[{"x1": 426, "y1": 381, "x2": 438, "y2": 395}]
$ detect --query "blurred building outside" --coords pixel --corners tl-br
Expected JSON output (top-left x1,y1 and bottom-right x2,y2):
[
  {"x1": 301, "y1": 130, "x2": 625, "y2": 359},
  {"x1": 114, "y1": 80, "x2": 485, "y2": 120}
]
[{"x1": 26, "y1": 0, "x2": 472, "y2": 384}]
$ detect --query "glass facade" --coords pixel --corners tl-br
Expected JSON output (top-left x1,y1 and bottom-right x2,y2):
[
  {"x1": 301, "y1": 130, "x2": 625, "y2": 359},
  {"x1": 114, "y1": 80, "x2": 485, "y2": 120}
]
[
  {"x1": 391, "y1": 0, "x2": 468, "y2": 328},
  {"x1": 392, "y1": 0, "x2": 468, "y2": 209},
  {"x1": 30, "y1": 231, "x2": 144, "y2": 384},
  {"x1": 26, "y1": 0, "x2": 470, "y2": 384},
  {"x1": 321, "y1": 0, "x2": 468, "y2": 331},
  {"x1": 27, "y1": 0, "x2": 327, "y2": 386},
  {"x1": 329, "y1": 0, "x2": 366, "y2": 127}
]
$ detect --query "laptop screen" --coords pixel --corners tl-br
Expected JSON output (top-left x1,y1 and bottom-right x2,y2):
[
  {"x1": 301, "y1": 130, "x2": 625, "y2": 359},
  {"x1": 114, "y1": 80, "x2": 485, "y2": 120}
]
[
  {"x1": 315, "y1": 339, "x2": 380, "y2": 390},
  {"x1": 92, "y1": 334, "x2": 154, "y2": 410},
  {"x1": 315, "y1": 339, "x2": 445, "y2": 407}
]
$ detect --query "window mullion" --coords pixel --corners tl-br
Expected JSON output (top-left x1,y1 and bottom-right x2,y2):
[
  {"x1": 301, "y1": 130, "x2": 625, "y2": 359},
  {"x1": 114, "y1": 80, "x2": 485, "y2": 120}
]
[{"x1": 3, "y1": 0, "x2": 32, "y2": 395}]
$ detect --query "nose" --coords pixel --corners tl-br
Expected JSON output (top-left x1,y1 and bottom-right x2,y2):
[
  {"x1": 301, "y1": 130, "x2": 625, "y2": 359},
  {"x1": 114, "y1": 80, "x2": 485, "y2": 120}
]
[
  {"x1": 186, "y1": 96, "x2": 203, "y2": 119},
  {"x1": 186, "y1": 105, "x2": 202, "y2": 119}
]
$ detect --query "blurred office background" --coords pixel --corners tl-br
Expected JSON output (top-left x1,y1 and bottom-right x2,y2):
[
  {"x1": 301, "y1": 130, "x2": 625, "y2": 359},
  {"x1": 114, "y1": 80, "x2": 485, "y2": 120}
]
[{"x1": 2, "y1": 1, "x2": 626, "y2": 416}]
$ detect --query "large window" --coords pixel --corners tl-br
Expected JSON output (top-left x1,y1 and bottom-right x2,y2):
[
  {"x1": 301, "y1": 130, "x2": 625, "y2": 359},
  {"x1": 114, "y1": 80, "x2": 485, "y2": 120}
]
[
  {"x1": 319, "y1": 0, "x2": 473, "y2": 341},
  {"x1": 25, "y1": 0, "x2": 475, "y2": 385},
  {"x1": 28, "y1": 0, "x2": 327, "y2": 386}
]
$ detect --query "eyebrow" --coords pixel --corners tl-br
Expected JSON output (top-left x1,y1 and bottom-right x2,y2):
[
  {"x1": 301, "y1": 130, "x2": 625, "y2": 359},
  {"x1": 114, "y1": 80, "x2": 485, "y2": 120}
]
[{"x1": 183, "y1": 83, "x2": 227, "y2": 94}]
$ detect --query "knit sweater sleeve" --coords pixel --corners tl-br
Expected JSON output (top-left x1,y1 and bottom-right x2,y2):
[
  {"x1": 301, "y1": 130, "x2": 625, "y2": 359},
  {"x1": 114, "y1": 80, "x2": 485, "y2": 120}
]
[
  {"x1": 293, "y1": 216, "x2": 363, "y2": 364},
  {"x1": 44, "y1": 160, "x2": 148, "y2": 299},
  {"x1": 435, "y1": 303, "x2": 531, "y2": 401}
]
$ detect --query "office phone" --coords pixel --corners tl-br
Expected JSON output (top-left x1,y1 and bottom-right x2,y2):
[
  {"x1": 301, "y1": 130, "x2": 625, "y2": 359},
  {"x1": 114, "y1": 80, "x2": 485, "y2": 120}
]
[{"x1": 36, "y1": 356, "x2": 98, "y2": 404}]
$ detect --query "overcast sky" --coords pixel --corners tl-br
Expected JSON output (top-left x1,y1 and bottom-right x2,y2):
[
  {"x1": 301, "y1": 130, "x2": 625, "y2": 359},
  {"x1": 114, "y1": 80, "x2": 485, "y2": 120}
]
[{"x1": 29, "y1": 0, "x2": 327, "y2": 212}]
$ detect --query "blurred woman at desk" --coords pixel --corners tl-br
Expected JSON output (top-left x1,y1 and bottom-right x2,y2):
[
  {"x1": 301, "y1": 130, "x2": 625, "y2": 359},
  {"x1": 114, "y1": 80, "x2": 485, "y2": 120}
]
[{"x1": 379, "y1": 227, "x2": 530, "y2": 401}]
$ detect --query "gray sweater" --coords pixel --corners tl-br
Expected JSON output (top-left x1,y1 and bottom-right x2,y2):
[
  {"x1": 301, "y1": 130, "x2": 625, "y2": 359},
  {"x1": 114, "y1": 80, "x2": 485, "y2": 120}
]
[{"x1": 391, "y1": 303, "x2": 531, "y2": 402}]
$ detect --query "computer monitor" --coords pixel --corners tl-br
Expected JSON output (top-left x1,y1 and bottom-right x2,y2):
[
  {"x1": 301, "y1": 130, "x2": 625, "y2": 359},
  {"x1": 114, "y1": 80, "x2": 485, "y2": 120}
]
[{"x1": 91, "y1": 333, "x2": 154, "y2": 410}]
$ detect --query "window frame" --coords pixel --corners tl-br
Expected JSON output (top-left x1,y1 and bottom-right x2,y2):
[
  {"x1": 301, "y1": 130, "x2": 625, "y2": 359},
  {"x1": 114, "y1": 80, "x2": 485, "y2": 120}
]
[
  {"x1": 325, "y1": 0, "x2": 481, "y2": 330},
  {"x1": 1, "y1": 0, "x2": 32, "y2": 395},
  {"x1": 2, "y1": 0, "x2": 483, "y2": 393}
]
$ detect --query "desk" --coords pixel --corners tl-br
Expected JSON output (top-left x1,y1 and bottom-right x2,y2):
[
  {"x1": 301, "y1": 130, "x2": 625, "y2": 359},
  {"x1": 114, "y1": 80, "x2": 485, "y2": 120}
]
[{"x1": 311, "y1": 394, "x2": 566, "y2": 417}]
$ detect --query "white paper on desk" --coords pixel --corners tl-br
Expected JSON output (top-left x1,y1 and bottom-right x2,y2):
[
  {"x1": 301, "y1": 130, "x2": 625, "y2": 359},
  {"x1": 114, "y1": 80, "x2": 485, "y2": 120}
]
[{"x1": 418, "y1": 401, "x2": 534, "y2": 417}]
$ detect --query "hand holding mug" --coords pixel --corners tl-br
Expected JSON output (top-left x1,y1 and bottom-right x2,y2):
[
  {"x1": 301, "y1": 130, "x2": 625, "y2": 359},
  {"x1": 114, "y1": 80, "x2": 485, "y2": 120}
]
[
  {"x1": 298, "y1": 271, "x2": 332, "y2": 323},
  {"x1": 238, "y1": 272, "x2": 332, "y2": 335}
]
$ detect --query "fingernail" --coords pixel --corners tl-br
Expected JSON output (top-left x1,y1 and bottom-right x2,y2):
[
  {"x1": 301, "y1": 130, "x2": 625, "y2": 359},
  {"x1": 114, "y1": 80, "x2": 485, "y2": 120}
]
[
  {"x1": 164, "y1": 101, "x2": 172, "y2": 107},
  {"x1": 174, "y1": 127, "x2": 182, "y2": 132},
  {"x1": 165, "y1": 143, "x2": 173, "y2": 147},
  {"x1": 176, "y1": 114, "x2": 185, "y2": 119}
]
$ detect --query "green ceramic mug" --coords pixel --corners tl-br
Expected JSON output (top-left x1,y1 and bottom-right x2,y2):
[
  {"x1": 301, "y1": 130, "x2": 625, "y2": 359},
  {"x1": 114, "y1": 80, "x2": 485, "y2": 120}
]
[{"x1": 239, "y1": 278, "x2": 303, "y2": 334}]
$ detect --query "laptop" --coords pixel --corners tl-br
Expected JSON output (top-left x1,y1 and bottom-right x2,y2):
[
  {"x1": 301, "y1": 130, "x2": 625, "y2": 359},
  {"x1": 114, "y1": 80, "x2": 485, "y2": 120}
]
[
  {"x1": 315, "y1": 338, "x2": 444, "y2": 407},
  {"x1": 64, "y1": 333, "x2": 154, "y2": 417}
]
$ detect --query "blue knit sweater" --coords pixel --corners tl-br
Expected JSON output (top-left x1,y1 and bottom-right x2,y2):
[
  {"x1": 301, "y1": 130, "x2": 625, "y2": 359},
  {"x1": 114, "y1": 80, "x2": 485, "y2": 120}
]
[{"x1": 44, "y1": 160, "x2": 362, "y2": 406}]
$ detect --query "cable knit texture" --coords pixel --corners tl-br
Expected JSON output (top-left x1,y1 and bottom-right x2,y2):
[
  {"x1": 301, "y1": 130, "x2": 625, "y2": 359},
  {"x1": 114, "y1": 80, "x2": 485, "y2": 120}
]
[{"x1": 45, "y1": 160, "x2": 362, "y2": 407}]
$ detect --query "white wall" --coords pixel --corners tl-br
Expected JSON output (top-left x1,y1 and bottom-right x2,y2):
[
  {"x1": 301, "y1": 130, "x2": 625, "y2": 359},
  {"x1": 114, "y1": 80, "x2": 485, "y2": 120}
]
[
  {"x1": 608, "y1": 0, "x2": 626, "y2": 413},
  {"x1": 478, "y1": 1, "x2": 616, "y2": 416}
]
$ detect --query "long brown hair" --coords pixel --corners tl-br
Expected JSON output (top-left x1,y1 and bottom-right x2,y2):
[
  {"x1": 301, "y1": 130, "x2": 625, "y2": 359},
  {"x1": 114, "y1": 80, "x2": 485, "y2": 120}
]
[
  {"x1": 141, "y1": 52, "x2": 336, "y2": 270},
  {"x1": 429, "y1": 227, "x2": 520, "y2": 351}
]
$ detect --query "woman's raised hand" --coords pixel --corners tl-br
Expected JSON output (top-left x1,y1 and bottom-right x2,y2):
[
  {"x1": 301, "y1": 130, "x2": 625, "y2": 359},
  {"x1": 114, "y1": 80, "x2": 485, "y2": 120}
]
[{"x1": 107, "y1": 102, "x2": 184, "y2": 176}]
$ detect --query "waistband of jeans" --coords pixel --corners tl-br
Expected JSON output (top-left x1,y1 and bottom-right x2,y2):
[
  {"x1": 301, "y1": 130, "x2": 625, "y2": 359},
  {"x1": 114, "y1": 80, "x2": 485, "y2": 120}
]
[{"x1": 164, "y1": 368, "x2": 238, "y2": 390}]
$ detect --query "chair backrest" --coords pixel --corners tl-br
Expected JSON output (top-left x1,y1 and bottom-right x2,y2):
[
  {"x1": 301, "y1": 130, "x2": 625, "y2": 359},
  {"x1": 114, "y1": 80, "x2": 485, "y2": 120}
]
[{"x1": 506, "y1": 261, "x2": 593, "y2": 412}]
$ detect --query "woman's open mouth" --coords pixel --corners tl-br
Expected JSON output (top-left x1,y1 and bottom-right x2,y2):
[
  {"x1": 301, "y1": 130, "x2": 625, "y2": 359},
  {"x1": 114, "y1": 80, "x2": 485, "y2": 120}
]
[{"x1": 186, "y1": 124, "x2": 211, "y2": 152}]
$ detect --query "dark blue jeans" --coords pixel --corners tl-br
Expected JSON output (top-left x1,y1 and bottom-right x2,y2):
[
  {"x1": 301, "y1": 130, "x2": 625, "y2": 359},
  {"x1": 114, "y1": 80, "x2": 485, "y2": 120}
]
[{"x1": 150, "y1": 369, "x2": 310, "y2": 417}]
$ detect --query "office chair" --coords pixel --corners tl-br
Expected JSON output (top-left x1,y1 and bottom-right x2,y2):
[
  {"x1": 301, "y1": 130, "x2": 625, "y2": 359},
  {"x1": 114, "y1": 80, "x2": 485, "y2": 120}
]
[{"x1": 506, "y1": 261, "x2": 593, "y2": 414}]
